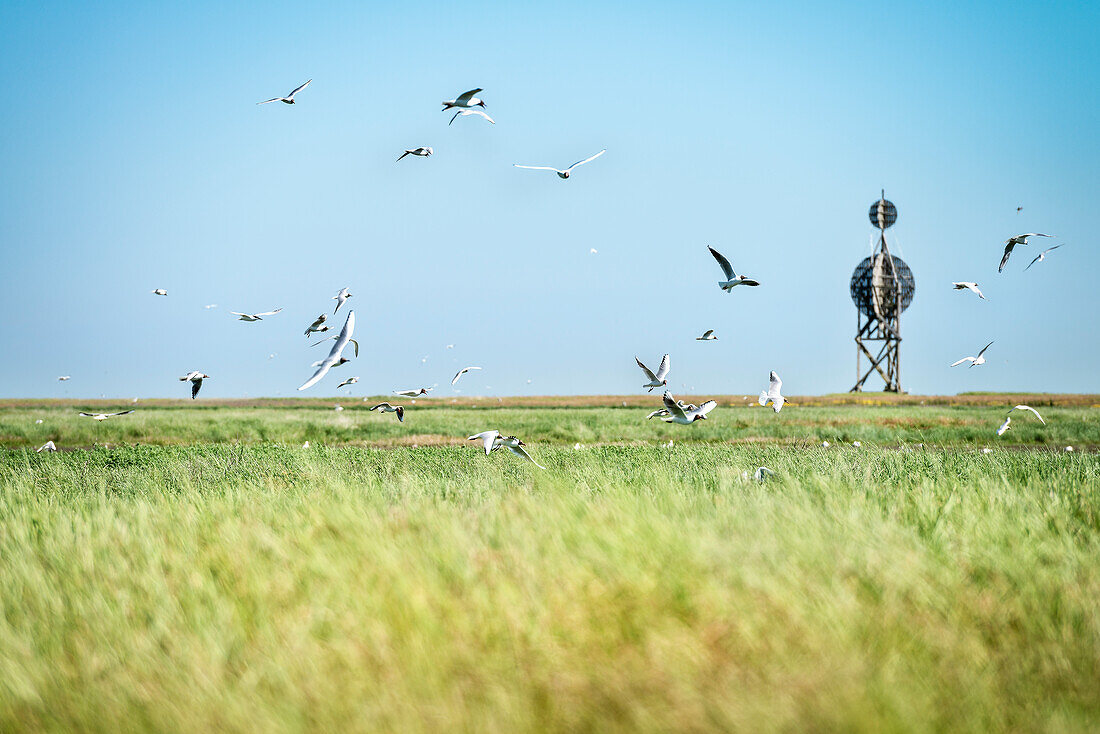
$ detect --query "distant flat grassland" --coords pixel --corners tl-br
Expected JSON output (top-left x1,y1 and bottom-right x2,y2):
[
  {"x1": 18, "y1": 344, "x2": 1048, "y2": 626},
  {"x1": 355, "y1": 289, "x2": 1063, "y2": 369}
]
[
  {"x1": 0, "y1": 395, "x2": 1098, "y2": 449},
  {"x1": 1, "y1": 399, "x2": 1099, "y2": 731}
]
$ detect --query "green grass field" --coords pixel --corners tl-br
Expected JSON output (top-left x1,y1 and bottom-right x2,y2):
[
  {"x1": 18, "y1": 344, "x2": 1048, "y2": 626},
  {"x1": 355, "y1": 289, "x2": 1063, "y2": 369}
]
[{"x1": 1, "y1": 398, "x2": 1099, "y2": 731}]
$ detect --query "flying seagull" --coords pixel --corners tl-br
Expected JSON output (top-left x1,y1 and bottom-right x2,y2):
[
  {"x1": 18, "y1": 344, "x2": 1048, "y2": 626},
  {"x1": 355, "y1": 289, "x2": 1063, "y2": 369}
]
[
  {"x1": 304, "y1": 313, "x2": 329, "y2": 337},
  {"x1": 451, "y1": 366, "x2": 482, "y2": 386},
  {"x1": 79, "y1": 410, "x2": 134, "y2": 421},
  {"x1": 231, "y1": 308, "x2": 283, "y2": 322},
  {"x1": 659, "y1": 391, "x2": 717, "y2": 424},
  {"x1": 394, "y1": 387, "x2": 432, "y2": 398},
  {"x1": 514, "y1": 149, "x2": 605, "y2": 179},
  {"x1": 333, "y1": 288, "x2": 352, "y2": 314},
  {"x1": 709, "y1": 246, "x2": 759, "y2": 291},
  {"x1": 950, "y1": 340, "x2": 994, "y2": 368},
  {"x1": 58, "y1": 376, "x2": 71, "y2": 381},
  {"x1": 647, "y1": 401, "x2": 698, "y2": 421},
  {"x1": 257, "y1": 79, "x2": 312, "y2": 105},
  {"x1": 36, "y1": 441, "x2": 57, "y2": 453},
  {"x1": 696, "y1": 329, "x2": 718, "y2": 341},
  {"x1": 952, "y1": 282, "x2": 987, "y2": 300},
  {"x1": 337, "y1": 376, "x2": 359, "y2": 389},
  {"x1": 997, "y1": 407, "x2": 1046, "y2": 436},
  {"x1": 1009, "y1": 404, "x2": 1046, "y2": 424},
  {"x1": 449, "y1": 109, "x2": 495, "y2": 125},
  {"x1": 1024, "y1": 245, "x2": 1063, "y2": 271},
  {"x1": 442, "y1": 88, "x2": 486, "y2": 111},
  {"x1": 298, "y1": 311, "x2": 355, "y2": 391},
  {"x1": 467, "y1": 430, "x2": 544, "y2": 468},
  {"x1": 759, "y1": 371, "x2": 785, "y2": 413},
  {"x1": 636, "y1": 354, "x2": 670, "y2": 392},
  {"x1": 468, "y1": 429, "x2": 503, "y2": 455},
  {"x1": 396, "y1": 147, "x2": 433, "y2": 162},
  {"x1": 499, "y1": 435, "x2": 545, "y2": 469},
  {"x1": 204, "y1": 304, "x2": 218, "y2": 309},
  {"x1": 179, "y1": 371, "x2": 210, "y2": 399},
  {"x1": 310, "y1": 333, "x2": 359, "y2": 358},
  {"x1": 152, "y1": 289, "x2": 167, "y2": 296},
  {"x1": 368, "y1": 402, "x2": 404, "y2": 422},
  {"x1": 1000, "y1": 233, "x2": 1053, "y2": 273}
]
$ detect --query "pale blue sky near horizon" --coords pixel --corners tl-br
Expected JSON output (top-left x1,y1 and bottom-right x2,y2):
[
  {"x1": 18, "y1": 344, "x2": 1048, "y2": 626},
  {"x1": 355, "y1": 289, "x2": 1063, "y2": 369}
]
[{"x1": 1, "y1": 0, "x2": 1097, "y2": 400}]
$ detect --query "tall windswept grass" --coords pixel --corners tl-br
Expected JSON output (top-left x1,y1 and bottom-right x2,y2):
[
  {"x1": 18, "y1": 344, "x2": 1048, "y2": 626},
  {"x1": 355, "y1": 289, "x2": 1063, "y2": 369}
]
[{"x1": 1, "y1": 442, "x2": 1098, "y2": 731}]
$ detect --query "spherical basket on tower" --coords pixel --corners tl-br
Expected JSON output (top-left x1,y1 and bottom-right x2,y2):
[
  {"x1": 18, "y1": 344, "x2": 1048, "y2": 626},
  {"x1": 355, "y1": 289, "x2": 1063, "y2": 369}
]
[{"x1": 850, "y1": 192, "x2": 915, "y2": 392}]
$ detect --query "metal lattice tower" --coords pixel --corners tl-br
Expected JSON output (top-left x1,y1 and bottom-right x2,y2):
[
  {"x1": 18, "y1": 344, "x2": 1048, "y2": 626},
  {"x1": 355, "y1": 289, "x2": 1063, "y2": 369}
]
[{"x1": 849, "y1": 191, "x2": 915, "y2": 392}]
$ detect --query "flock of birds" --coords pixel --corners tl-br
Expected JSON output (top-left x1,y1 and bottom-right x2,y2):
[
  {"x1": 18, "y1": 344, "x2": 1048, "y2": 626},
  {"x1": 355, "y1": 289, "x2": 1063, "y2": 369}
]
[
  {"x1": 943, "y1": 230, "x2": 1067, "y2": 438},
  {"x1": 38, "y1": 82, "x2": 1069, "y2": 463}
]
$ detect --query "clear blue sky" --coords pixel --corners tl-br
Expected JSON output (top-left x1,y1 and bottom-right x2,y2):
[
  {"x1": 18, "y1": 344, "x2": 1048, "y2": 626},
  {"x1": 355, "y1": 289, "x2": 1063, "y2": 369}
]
[{"x1": 2, "y1": 1, "x2": 1097, "y2": 399}]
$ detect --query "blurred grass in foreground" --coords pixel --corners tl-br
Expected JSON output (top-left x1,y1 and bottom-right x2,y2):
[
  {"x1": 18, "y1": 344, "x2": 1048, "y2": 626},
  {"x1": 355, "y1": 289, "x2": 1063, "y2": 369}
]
[{"x1": 1, "y1": 443, "x2": 1098, "y2": 731}]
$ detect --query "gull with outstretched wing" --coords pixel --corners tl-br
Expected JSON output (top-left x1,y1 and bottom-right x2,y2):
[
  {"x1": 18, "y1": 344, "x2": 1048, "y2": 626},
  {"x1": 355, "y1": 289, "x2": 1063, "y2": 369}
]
[
  {"x1": 368, "y1": 403, "x2": 404, "y2": 422},
  {"x1": 231, "y1": 308, "x2": 282, "y2": 322},
  {"x1": 513, "y1": 149, "x2": 606, "y2": 179},
  {"x1": 442, "y1": 88, "x2": 486, "y2": 110},
  {"x1": 759, "y1": 371, "x2": 785, "y2": 413},
  {"x1": 659, "y1": 391, "x2": 716, "y2": 424},
  {"x1": 258, "y1": 79, "x2": 312, "y2": 105},
  {"x1": 950, "y1": 340, "x2": 994, "y2": 368},
  {"x1": 709, "y1": 246, "x2": 759, "y2": 291},
  {"x1": 636, "y1": 354, "x2": 670, "y2": 392},
  {"x1": 999, "y1": 233, "x2": 1053, "y2": 273},
  {"x1": 449, "y1": 109, "x2": 495, "y2": 125},
  {"x1": 1024, "y1": 244, "x2": 1063, "y2": 271},
  {"x1": 79, "y1": 410, "x2": 134, "y2": 421},
  {"x1": 298, "y1": 311, "x2": 355, "y2": 391}
]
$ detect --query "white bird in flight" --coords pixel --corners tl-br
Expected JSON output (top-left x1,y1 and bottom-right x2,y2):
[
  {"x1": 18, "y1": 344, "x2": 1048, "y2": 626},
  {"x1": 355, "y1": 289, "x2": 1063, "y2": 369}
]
[
  {"x1": 636, "y1": 354, "x2": 670, "y2": 392},
  {"x1": 759, "y1": 371, "x2": 785, "y2": 413},
  {"x1": 696, "y1": 329, "x2": 718, "y2": 341},
  {"x1": 950, "y1": 340, "x2": 994, "y2": 368},
  {"x1": 952, "y1": 282, "x2": 986, "y2": 300},
  {"x1": 151, "y1": 289, "x2": 167, "y2": 296},
  {"x1": 337, "y1": 376, "x2": 359, "y2": 389},
  {"x1": 1000, "y1": 233, "x2": 1053, "y2": 273},
  {"x1": 451, "y1": 366, "x2": 482, "y2": 386},
  {"x1": 394, "y1": 387, "x2": 432, "y2": 398},
  {"x1": 298, "y1": 311, "x2": 355, "y2": 391},
  {"x1": 659, "y1": 391, "x2": 717, "y2": 424},
  {"x1": 36, "y1": 441, "x2": 57, "y2": 453},
  {"x1": 333, "y1": 288, "x2": 352, "y2": 314},
  {"x1": 203, "y1": 304, "x2": 218, "y2": 310},
  {"x1": 396, "y1": 147, "x2": 433, "y2": 162},
  {"x1": 442, "y1": 88, "x2": 486, "y2": 111},
  {"x1": 513, "y1": 149, "x2": 606, "y2": 179},
  {"x1": 368, "y1": 402, "x2": 405, "y2": 422},
  {"x1": 499, "y1": 435, "x2": 545, "y2": 468},
  {"x1": 449, "y1": 109, "x2": 495, "y2": 126},
  {"x1": 709, "y1": 246, "x2": 759, "y2": 291},
  {"x1": 1009, "y1": 404, "x2": 1046, "y2": 424},
  {"x1": 304, "y1": 313, "x2": 329, "y2": 337},
  {"x1": 257, "y1": 79, "x2": 312, "y2": 105},
  {"x1": 58, "y1": 376, "x2": 71, "y2": 381},
  {"x1": 467, "y1": 430, "x2": 544, "y2": 468},
  {"x1": 231, "y1": 308, "x2": 283, "y2": 322},
  {"x1": 468, "y1": 429, "x2": 503, "y2": 455},
  {"x1": 179, "y1": 371, "x2": 210, "y2": 399},
  {"x1": 1024, "y1": 245, "x2": 1063, "y2": 271},
  {"x1": 79, "y1": 410, "x2": 134, "y2": 421},
  {"x1": 309, "y1": 333, "x2": 359, "y2": 359}
]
